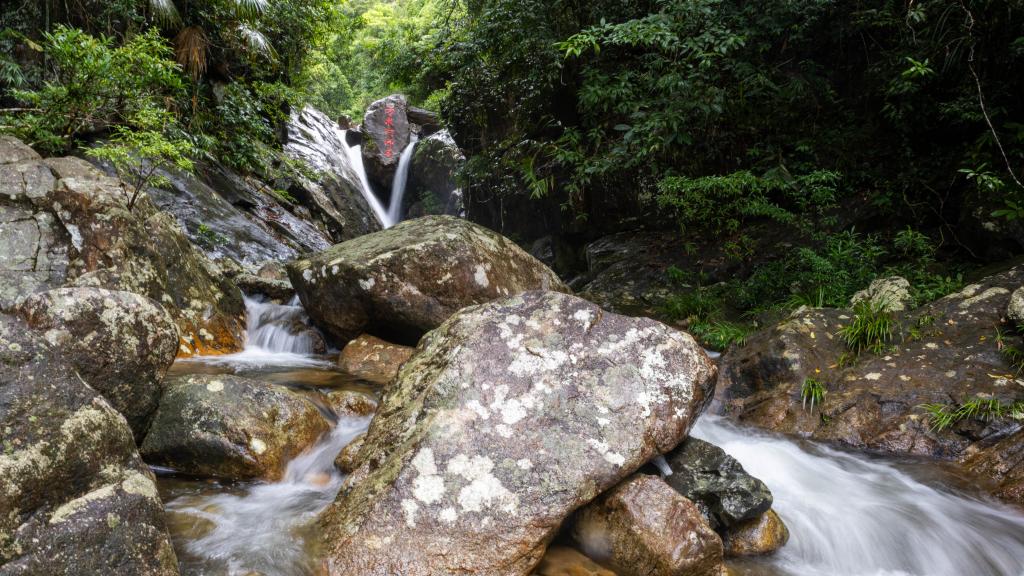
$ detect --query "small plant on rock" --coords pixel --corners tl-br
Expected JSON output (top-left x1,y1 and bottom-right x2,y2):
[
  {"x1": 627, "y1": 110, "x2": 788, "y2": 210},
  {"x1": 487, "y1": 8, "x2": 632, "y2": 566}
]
[
  {"x1": 921, "y1": 397, "x2": 1024, "y2": 432},
  {"x1": 839, "y1": 299, "x2": 896, "y2": 355},
  {"x1": 801, "y1": 377, "x2": 826, "y2": 412}
]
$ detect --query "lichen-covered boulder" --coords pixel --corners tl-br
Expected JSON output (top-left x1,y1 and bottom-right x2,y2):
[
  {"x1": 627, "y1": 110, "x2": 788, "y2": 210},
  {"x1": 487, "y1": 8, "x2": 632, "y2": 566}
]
[
  {"x1": 718, "y1": 265, "x2": 1024, "y2": 465},
  {"x1": 17, "y1": 287, "x2": 178, "y2": 438},
  {"x1": 325, "y1": 389, "x2": 379, "y2": 418},
  {"x1": 361, "y1": 94, "x2": 411, "y2": 191},
  {"x1": 850, "y1": 276, "x2": 912, "y2": 312},
  {"x1": 140, "y1": 374, "x2": 330, "y2": 480},
  {"x1": 337, "y1": 334, "x2": 415, "y2": 385},
  {"x1": 289, "y1": 215, "x2": 570, "y2": 343},
  {"x1": 0, "y1": 313, "x2": 178, "y2": 576},
  {"x1": 660, "y1": 438, "x2": 773, "y2": 528},
  {"x1": 722, "y1": 509, "x2": 789, "y2": 557},
  {"x1": 1007, "y1": 286, "x2": 1024, "y2": 327},
  {"x1": 572, "y1": 475, "x2": 724, "y2": 576},
  {"x1": 317, "y1": 291, "x2": 717, "y2": 575}
]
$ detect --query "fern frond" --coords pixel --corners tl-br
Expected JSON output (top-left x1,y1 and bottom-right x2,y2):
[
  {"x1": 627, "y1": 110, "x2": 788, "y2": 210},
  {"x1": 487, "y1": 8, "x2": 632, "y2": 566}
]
[{"x1": 149, "y1": 0, "x2": 181, "y2": 25}]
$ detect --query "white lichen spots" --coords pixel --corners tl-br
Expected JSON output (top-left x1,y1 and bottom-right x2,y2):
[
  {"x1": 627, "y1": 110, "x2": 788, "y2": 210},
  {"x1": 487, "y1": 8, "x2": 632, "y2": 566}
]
[
  {"x1": 439, "y1": 507, "x2": 458, "y2": 523},
  {"x1": 359, "y1": 277, "x2": 376, "y2": 290},
  {"x1": 573, "y1": 309, "x2": 594, "y2": 329},
  {"x1": 495, "y1": 424, "x2": 514, "y2": 438},
  {"x1": 473, "y1": 264, "x2": 490, "y2": 288},
  {"x1": 205, "y1": 379, "x2": 224, "y2": 392},
  {"x1": 925, "y1": 342, "x2": 939, "y2": 350},
  {"x1": 302, "y1": 268, "x2": 314, "y2": 283},
  {"x1": 516, "y1": 458, "x2": 532, "y2": 470},
  {"x1": 945, "y1": 370, "x2": 957, "y2": 378},
  {"x1": 864, "y1": 372, "x2": 882, "y2": 381},
  {"x1": 958, "y1": 287, "x2": 1009, "y2": 311},
  {"x1": 410, "y1": 448, "x2": 446, "y2": 504},
  {"x1": 466, "y1": 400, "x2": 490, "y2": 420},
  {"x1": 596, "y1": 417, "x2": 610, "y2": 427},
  {"x1": 899, "y1": 375, "x2": 911, "y2": 382},
  {"x1": 587, "y1": 438, "x2": 626, "y2": 467},
  {"x1": 249, "y1": 438, "x2": 267, "y2": 455},
  {"x1": 120, "y1": 470, "x2": 160, "y2": 500},
  {"x1": 401, "y1": 499, "x2": 419, "y2": 528},
  {"x1": 49, "y1": 483, "x2": 118, "y2": 524},
  {"x1": 447, "y1": 454, "x2": 517, "y2": 514},
  {"x1": 198, "y1": 328, "x2": 214, "y2": 341}
]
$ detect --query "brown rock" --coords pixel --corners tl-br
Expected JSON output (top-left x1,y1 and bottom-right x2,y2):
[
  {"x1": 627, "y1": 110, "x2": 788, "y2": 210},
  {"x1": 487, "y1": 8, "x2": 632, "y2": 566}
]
[
  {"x1": 334, "y1": 433, "x2": 366, "y2": 474},
  {"x1": 338, "y1": 334, "x2": 415, "y2": 384},
  {"x1": 533, "y1": 547, "x2": 616, "y2": 576},
  {"x1": 722, "y1": 509, "x2": 789, "y2": 557},
  {"x1": 573, "y1": 475, "x2": 724, "y2": 576},
  {"x1": 325, "y1": 389, "x2": 378, "y2": 417},
  {"x1": 961, "y1": 428, "x2": 1024, "y2": 507},
  {"x1": 289, "y1": 215, "x2": 570, "y2": 344}
]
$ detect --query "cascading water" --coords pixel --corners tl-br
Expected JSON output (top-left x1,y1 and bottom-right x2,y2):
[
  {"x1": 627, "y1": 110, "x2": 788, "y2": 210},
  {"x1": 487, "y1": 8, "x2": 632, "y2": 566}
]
[
  {"x1": 342, "y1": 133, "x2": 391, "y2": 227},
  {"x1": 692, "y1": 415, "x2": 1024, "y2": 576},
  {"x1": 165, "y1": 413, "x2": 372, "y2": 576},
  {"x1": 385, "y1": 137, "x2": 418, "y2": 226}
]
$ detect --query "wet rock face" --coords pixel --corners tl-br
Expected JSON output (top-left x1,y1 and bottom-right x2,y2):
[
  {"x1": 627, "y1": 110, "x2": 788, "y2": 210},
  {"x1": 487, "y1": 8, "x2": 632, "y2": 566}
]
[
  {"x1": 288, "y1": 215, "x2": 570, "y2": 344},
  {"x1": 573, "y1": 475, "x2": 724, "y2": 576},
  {"x1": 0, "y1": 144, "x2": 246, "y2": 356},
  {"x1": 140, "y1": 374, "x2": 331, "y2": 480},
  {"x1": 18, "y1": 287, "x2": 178, "y2": 438},
  {"x1": 723, "y1": 509, "x2": 789, "y2": 557},
  {"x1": 0, "y1": 312, "x2": 178, "y2": 576},
  {"x1": 361, "y1": 94, "x2": 411, "y2": 191},
  {"x1": 406, "y1": 130, "x2": 465, "y2": 218},
  {"x1": 961, "y1": 427, "x2": 1024, "y2": 507},
  {"x1": 318, "y1": 291, "x2": 717, "y2": 575},
  {"x1": 661, "y1": 438, "x2": 773, "y2": 528},
  {"x1": 717, "y1": 265, "x2": 1024, "y2": 462},
  {"x1": 283, "y1": 106, "x2": 382, "y2": 241},
  {"x1": 337, "y1": 334, "x2": 415, "y2": 385}
]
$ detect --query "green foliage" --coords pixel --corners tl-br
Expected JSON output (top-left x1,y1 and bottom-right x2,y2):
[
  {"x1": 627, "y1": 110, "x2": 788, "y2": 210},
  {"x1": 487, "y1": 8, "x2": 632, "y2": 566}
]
[
  {"x1": 690, "y1": 320, "x2": 750, "y2": 351},
  {"x1": 659, "y1": 288, "x2": 721, "y2": 324},
  {"x1": 2, "y1": 26, "x2": 185, "y2": 154},
  {"x1": 921, "y1": 397, "x2": 1024, "y2": 432},
  {"x1": 839, "y1": 299, "x2": 897, "y2": 356},
  {"x1": 801, "y1": 377, "x2": 826, "y2": 412}
]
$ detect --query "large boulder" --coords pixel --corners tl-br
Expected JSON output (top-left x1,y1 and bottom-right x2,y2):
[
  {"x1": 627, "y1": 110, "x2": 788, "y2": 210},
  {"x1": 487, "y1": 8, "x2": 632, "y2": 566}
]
[
  {"x1": 0, "y1": 144, "x2": 247, "y2": 356},
  {"x1": 717, "y1": 265, "x2": 1024, "y2": 463},
  {"x1": 0, "y1": 312, "x2": 178, "y2": 575},
  {"x1": 283, "y1": 106, "x2": 383, "y2": 240},
  {"x1": 337, "y1": 334, "x2": 415, "y2": 385},
  {"x1": 660, "y1": 437, "x2": 773, "y2": 528},
  {"x1": 317, "y1": 291, "x2": 717, "y2": 575},
  {"x1": 406, "y1": 130, "x2": 465, "y2": 218},
  {"x1": 361, "y1": 94, "x2": 411, "y2": 191},
  {"x1": 17, "y1": 287, "x2": 178, "y2": 438},
  {"x1": 572, "y1": 475, "x2": 724, "y2": 576},
  {"x1": 288, "y1": 215, "x2": 570, "y2": 343},
  {"x1": 140, "y1": 374, "x2": 331, "y2": 480}
]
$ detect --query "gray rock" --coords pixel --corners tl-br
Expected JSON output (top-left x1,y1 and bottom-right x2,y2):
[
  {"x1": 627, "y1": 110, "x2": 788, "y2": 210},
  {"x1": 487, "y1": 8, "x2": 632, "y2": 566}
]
[
  {"x1": 361, "y1": 94, "x2": 411, "y2": 191},
  {"x1": 140, "y1": 374, "x2": 331, "y2": 480},
  {"x1": 1007, "y1": 286, "x2": 1024, "y2": 326},
  {"x1": 288, "y1": 215, "x2": 570, "y2": 343},
  {"x1": 318, "y1": 290, "x2": 717, "y2": 575},
  {"x1": 661, "y1": 438, "x2": 773, "y2": 528},
  {"x1": 406, "y1": 130, "x2": 464, "y2": 218},
  {"x1": 850, "y1": 276, "x2": 913, "y2": 312},
  {"x1": 18, "y1": 288, "x2": 178, "y2": 438},
  {"x1": 0, "y1": 135, "x2": 40, "y2": 164}
]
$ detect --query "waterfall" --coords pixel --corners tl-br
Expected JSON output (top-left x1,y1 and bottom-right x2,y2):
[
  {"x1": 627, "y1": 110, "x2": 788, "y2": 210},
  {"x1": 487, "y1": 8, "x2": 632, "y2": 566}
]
[
  {"x1": 692, "y1": 415, "x2": 1024, "y2": 576},
  {"x1": 385, "y1": 137, "x2": 418, "y2": 227},
  {"x1": 342, "y1": 133, "x2": 391, "y2": 227}
]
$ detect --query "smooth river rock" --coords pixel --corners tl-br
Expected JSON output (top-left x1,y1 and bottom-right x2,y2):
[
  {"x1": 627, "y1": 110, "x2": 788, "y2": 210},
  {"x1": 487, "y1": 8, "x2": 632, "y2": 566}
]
[
  {"x1": 573, "y1": 475, "x2": 724, "y2": 576},
  {"x1": 338, "y1": 334, "x2": 415, "y2": 385},
  {"x1": 140, "y1": 374, "x2": 331, "y2": 480},
  {"x1": 289, "y1": 215, "x2": 569, "y2": 343},
  {"x1": 722, "y1": 509, "x2": 790, "y2": 557},
  {"x1": 17, "y1": 287, "x2": 178, "y2": 438},
  {"x1": 318, "y1": 290, "x2": 717, "y2": 575}
]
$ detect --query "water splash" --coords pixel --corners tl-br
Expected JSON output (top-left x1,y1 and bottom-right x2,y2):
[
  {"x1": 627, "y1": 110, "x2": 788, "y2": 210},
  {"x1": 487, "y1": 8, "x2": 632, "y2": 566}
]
[
  {"x1": 166, "y1": 414, "x2": 372, "y2": 576},
  {"x1": 184, "y1": 295, "x2": 331, "y2": 369},
  {"x1": 385, "y1": 137, "x2": 418, "y2": 227},
  {"x1": 694, "y1": 416, "x2": 1024, "y2": 576}
]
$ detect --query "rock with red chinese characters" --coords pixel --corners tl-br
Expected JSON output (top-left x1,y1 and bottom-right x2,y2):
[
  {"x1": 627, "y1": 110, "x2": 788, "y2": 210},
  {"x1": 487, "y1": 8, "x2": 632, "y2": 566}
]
[{"x1": 361, "y1": 94, "x2": 411, "y2": 191}]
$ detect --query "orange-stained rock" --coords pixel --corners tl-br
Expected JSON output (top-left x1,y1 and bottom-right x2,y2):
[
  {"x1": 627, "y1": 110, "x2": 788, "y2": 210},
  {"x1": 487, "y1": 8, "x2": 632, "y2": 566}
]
[
  {"x1": 533, "y1": 547, "x2": 616, "y2": 576},
  {"x1": 338, "y1": 334, "x2": 415, "y2": 384}
]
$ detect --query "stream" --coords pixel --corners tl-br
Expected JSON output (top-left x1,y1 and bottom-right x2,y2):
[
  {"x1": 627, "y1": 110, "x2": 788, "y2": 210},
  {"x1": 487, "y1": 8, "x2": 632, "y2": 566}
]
[{"x1": 156, "y1": 298, "x2": 1024, "y2": 576}]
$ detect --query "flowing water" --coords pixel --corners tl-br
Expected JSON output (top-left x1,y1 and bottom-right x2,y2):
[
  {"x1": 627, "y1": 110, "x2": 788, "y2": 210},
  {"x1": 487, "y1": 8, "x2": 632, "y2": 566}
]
[
  {"x1": 162, "y1": 302, "x2": 1024, "y2": 576},
  {"x1": 342, "y1": 134, "x2": 392, "y2": 228},
  {"x1": 694, "y1": 415, "x2": 1024, "y2": 576},
  {"x1": 385, "y1": 137, "x2": 418, "y2": 226}
]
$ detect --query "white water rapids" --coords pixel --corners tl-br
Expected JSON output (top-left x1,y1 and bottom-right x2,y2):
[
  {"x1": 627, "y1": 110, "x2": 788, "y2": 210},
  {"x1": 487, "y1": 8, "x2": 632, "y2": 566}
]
[{"x1": 694, "y1": 415, "x2": 1024, "y2": 576}]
